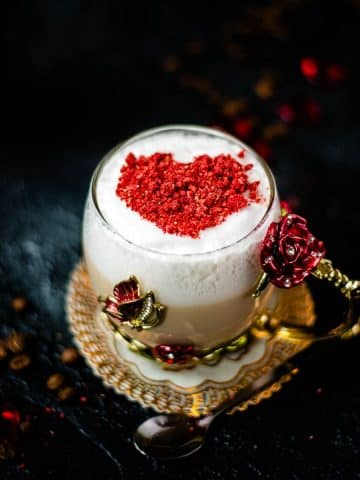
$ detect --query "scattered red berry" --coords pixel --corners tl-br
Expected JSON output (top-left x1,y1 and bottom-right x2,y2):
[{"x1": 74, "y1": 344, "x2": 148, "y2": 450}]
[
  {"x1": 252, "y1": 139, "x2": 272, "y2": 161},
  {"x1": 300, "y1": 57, "x2": 319, "y2": 80},
  {"x1": 1, "y1": 409, "x2": 21, "y2": 426},
  {"x1": 232, "y1": 118, "x2": 254, "y2": 140},
  {"x1": 277, "y1": 103, "x2": 297, "y2": 124},
  {"x1": 11, "y1": 297, "x2": 27, "y2": 312},
  {"x1": 44, "y1": 407, "x2": 56, "y2": 414},
  {"x1": 325, "y1": 64, "x2": 347, "y2": 86},
  {"x1": 300, "y1": 57, "x2": 347, "y2": 87},
  {"x1": 276, "y1": 97, "x2": 322, "y2": 126}
]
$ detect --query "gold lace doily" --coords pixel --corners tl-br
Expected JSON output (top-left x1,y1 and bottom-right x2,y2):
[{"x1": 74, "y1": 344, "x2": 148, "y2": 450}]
[{"x1": 66, "y1": 261, "x2": 316, "y2": 416}]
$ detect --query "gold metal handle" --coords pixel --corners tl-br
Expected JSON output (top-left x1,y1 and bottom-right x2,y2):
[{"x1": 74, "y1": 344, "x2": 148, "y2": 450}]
[{"x1": 252, "y1": 259, "x2": 360, "y2": 343}]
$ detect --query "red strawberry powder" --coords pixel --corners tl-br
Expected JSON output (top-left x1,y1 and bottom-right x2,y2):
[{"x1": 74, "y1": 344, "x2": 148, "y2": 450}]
[{"x1": 116, "y1": 151, "x2": 262, "y2": 238}]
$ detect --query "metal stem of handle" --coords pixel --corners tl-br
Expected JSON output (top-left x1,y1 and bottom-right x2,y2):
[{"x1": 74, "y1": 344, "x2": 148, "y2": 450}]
[{"x1": 252, "y1": 259, "x2": 360, "y2": 343}]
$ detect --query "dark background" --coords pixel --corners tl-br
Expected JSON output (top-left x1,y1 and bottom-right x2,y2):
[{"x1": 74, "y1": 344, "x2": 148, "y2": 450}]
[{"x1": 1, "y1": 1, "x2": 360, "y2": 478}]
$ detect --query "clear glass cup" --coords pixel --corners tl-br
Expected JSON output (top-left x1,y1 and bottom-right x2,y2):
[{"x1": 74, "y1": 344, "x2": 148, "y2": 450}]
[{"x1": 82, "y1": 125, "x2": 281, "y2": 351}]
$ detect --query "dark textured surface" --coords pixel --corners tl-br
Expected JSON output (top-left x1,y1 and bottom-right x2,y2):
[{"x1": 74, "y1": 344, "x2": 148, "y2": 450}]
[{"x1": 1, "y1": 1, "x2": 360, "y2": 478}]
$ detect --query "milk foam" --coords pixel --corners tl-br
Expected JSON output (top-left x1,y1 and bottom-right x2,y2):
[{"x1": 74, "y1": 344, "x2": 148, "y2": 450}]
[{"x1": 96, "y1": 129, "x2": 271, "y2": 255}]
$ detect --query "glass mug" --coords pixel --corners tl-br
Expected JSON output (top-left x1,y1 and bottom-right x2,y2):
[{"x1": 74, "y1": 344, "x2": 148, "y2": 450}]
[{"x1": 82, "y1": 125, "x2": 359, "y2": 367}]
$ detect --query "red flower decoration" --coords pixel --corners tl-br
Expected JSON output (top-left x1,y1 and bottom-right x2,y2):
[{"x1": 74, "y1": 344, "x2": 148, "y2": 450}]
[
  {"x1": 103, "y1": 276, "x2": 141, "y2": 322},
  {"x1": 260, "y1": 214, "x2": 325, "y2": 288},
  {"x1": 100, "y1": 276, "x2": 165, "y2": 330},
  {"x1": 152, "y1": 344, "x2": 195, "y2": 365},
  {"x1": 113, "y1": 277, "x2": 140, "y2": 304}
]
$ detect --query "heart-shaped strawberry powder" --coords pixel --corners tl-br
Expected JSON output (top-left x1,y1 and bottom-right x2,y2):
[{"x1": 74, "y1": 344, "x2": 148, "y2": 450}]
[{"x1": 116, "y1": 151, "x2": 262, "y2": 238}]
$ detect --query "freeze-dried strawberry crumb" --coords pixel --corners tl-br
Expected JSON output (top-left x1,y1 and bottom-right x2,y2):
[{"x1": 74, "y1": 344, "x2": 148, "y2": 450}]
[{"x1": 116, "y1": 152, "x2": 262, "y2": 238}]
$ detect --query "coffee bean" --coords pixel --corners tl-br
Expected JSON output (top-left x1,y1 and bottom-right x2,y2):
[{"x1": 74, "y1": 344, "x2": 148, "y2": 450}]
[
  {"x1": 46, "y1": 373, "x2": 65, "y2": 391},
  {"x1": 57, "y1": 386, "x2": 75, "y2": 401},
  {"x1": 60, "y1": 347, "x2": 79, "y2": 364},
  {"x1": 185, "y1": 39, "x2": 205, "y2": 55},
  {"x1": 254, "y1": 72, "x2": 276, "y2": 99},
  {"x1": 20, "y1": 419, "x2": 32, "y2": 433},
  {"x1": 9, "y1": 354, "x2": 31, "y2": 371},
  {"x1": 6, "y1": 331, "x2": 30, "y2": 353},
  {"x1": 220, "y1": 99, "x2": 248, "y2": 118},
  {"x1": 262, "y1": 122, "x2": 288, "y2": 140},
  {"x1": 0, "y1": 341, "x2": 7, "y2": 360},
  {"x1": 0, "y1": 440, "x2": 16, "y2": 460},
  {"x1": 162, "y1": 55, "x2": 181, "y2": 73},
  {"x1": 11, "y1": 296, "x2": 27, "y2": 312}
]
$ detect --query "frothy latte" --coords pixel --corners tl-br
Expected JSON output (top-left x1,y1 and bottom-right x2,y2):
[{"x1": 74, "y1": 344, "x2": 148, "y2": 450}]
[{"x1": 83, "y1": 125, "x2": 281, "y2": 349}]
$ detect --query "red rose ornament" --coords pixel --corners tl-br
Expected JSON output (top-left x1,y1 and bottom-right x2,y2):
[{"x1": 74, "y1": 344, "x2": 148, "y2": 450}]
[{"x1": 260, "y1": 214, "x2": 325, "y2": 288}]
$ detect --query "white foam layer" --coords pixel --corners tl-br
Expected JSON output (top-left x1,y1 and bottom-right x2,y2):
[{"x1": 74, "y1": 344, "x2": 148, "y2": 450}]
[{"x1": 96, "y1": 129, "x2": 270, "y2": 254}]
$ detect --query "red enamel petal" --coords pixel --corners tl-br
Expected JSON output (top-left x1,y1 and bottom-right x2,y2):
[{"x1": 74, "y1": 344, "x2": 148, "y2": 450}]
[
  {"x1": 270, "y1": 269, "x2": 308, "y2": 288},
  {"x1": 270, "y1": 275, "x2": 293, "y2": 288},
  {"x1": 288, "y1": 225, "x2": 310, "y2": 239},
  {"x1": 291, "y1": 271, "x2": 309, "y2": 285},
  {"x1": 113, "y1": 278, "x2": 141, "y2": 304},
  {"x1": 103, "y1": 298, "x2": 123, "y2": 320},
  {"x1": 280, "y1": 201, "x2": 292, "y2": 215},
  {"x1": 152, "y1": 344, "x2": 195, "y2": 365},
  {"x1": 264, "y1": 222, "x2": 279, "y2": 243},
  {"x1": 278, "y1": 237, "x2": 302, "y2": 264},
  {"x1": 278, "y1": 214, "x2": 307, "y2": 238},
  {"x1": 261, "y1": 252, "x2": 283, "y2": 276},
  {"x1": 311, "y1": 239, "x2": 326, "y2": 255},
  {"x1": 300, "y1": 253, "x2": 323, "y2": 271}
]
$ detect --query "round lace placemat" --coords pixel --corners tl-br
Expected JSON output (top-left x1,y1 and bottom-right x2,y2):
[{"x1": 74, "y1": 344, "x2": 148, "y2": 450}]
[{"x1": 67, "y1": 261, "x2": 315, "y2": 416}]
